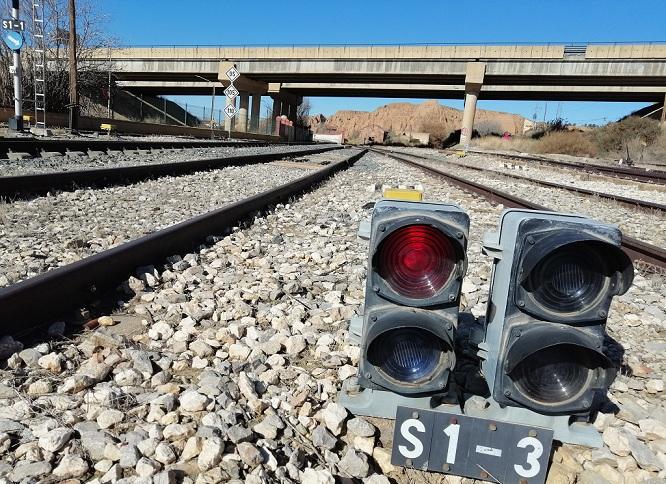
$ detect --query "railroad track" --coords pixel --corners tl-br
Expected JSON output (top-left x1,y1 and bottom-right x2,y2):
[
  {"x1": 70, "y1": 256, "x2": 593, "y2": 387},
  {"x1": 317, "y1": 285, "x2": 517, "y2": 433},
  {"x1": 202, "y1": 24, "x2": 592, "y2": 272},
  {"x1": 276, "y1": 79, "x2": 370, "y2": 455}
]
[
  {"x1": 0, "y1": 145, "x2": 341, "y2": 198},
  {"x1": 374, "y1": 149, "x2": 666, "y2": 271},
  {"x1": 461, "y1": 149, "x2": 666, "y2": 185},
  {"x1": 0, "y1": 138, "x2": 313, "y2": 159},
  {"x1": 0, "y1": 148, "x2": 367, "y2": 331},
  {"x1": 382, "y1": 149, "x2": 666, "y2": 213}
]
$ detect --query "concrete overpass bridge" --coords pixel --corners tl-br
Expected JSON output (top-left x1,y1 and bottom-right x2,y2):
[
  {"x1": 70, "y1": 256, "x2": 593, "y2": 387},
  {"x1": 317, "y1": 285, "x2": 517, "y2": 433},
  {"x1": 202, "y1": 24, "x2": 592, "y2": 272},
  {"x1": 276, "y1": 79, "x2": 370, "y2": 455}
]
[{"x1": 91, "y1": 43, "x2": 666, "y2": 144}]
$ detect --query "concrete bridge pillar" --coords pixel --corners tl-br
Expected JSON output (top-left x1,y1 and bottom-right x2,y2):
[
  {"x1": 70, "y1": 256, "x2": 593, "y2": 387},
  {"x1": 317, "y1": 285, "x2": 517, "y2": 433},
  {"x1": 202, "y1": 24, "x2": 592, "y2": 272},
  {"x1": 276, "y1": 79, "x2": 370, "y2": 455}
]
[
  {"x1": 280, "y1": 101, "x2": 289, "y2": 119},
  {"x1": 238, "y1": 92, "x2": 249, "y2": 132},
  {"x1": 460, "y1": 62, "x2": 486, "y2": 148},
  {"x1": 288, "y1": 104, "x2": 297, "y2": 124},
  {"x1": 271, "y1": 97, "x2": 280, "y2": 134},
  {"x1": 225, "y1": 95, "x2": 235, "y2": 132},
  {"x1": 250, "y1": 94, "x2": 261, "y2": 132},
  {"x1": 662, "y1": 93, "x2": 666, "y2": 124}
]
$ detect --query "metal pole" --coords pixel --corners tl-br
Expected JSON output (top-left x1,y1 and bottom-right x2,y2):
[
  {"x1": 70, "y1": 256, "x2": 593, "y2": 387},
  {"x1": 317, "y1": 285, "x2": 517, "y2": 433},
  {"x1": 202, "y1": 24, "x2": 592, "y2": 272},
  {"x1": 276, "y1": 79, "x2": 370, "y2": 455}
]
[
  {"x1": 11, "y1": 0, "x2": 22, "y2": 131},
  {"x1": 184, "y1": 103, "x2": 188, "y2": 126},
  {"x1": 210, "y1": 84, "x2": 215, "y2": 138},
  {"x1": 107, "y1": 47, "x2": 112, "y2": 118},
  {"x1": 163, "y1": 97, "x2": 167, "y2": 123},
  {"x1": 68, "y1": 0, "x2": 79, "y2": 131}
]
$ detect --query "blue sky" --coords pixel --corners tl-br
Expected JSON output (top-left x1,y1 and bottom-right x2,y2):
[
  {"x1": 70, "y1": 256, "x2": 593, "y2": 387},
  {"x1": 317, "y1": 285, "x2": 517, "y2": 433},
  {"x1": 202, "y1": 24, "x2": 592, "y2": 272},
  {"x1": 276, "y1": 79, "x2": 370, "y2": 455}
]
[{"x1": 102, "y1": 0, "x2": 666, "y2": 124}]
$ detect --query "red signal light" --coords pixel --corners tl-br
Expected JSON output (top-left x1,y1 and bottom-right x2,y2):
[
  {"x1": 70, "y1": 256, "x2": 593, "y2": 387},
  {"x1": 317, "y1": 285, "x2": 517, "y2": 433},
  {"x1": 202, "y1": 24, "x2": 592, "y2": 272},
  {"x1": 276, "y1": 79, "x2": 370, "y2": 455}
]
[{"x1": 377, "y1": 225, "x2": 456, "y2": 299}]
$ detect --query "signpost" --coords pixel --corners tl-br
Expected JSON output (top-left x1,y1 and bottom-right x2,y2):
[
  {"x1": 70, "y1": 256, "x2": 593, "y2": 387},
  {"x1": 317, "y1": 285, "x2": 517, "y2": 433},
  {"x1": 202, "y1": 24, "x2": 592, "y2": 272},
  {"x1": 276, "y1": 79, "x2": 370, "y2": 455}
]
[
  {"x1": 3, "y1": 0, "x2": 23, "y2": 131},
  {"x1": 224, "y1": 65, "x2": 240, "y2": 139}
]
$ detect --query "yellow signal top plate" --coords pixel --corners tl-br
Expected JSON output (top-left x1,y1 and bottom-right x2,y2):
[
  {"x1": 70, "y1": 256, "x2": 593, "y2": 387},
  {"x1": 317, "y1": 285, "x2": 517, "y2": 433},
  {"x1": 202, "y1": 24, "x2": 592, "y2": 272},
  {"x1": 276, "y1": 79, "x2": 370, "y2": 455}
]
[{"x1": 382, "y1": 187, "x2": 423, "y2": 201}]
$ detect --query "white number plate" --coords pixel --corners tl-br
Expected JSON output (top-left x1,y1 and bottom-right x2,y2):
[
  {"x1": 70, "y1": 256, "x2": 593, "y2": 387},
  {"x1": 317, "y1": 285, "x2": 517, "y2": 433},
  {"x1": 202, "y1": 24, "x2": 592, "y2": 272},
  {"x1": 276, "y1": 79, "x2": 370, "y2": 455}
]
[{"x1": 391, "y1": 406, "x2": 553, "y2": 483}]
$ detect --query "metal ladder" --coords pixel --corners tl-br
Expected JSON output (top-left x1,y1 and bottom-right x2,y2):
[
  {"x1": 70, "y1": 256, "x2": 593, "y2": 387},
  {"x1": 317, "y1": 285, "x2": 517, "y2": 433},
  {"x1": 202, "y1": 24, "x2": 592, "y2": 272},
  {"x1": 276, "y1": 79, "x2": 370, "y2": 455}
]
[{"x1": 31, "y1": 0, "x2": 46, "y2": 131}]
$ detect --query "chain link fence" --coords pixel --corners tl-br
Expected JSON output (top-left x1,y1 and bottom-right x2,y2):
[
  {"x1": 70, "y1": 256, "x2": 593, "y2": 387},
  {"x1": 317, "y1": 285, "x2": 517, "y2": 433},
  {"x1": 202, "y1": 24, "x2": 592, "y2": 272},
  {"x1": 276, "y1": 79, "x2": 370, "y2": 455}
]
[{"x1": 131, "y1": 96, "x2": 278, "y2": 136}]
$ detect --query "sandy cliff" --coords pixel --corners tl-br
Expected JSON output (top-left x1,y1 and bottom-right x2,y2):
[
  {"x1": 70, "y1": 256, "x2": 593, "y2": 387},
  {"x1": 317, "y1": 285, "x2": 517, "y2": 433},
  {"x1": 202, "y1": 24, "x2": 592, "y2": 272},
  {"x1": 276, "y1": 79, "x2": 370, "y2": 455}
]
[{"x1": 310, "y1": 100, "x2": 527, "y2": 143}]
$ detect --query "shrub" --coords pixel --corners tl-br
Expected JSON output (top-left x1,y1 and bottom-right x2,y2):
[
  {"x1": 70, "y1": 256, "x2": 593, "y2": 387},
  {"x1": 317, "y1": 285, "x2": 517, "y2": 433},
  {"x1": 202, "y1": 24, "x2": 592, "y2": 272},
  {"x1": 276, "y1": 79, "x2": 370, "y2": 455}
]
[
  {"x1": 644, "y1": 126, "x2": 666, "y2": 164},
  {"x1": 534, "y1": 131, "x2": 598, "y2": 157},
  {"x1": 594, "y1": 117, "x2": 661, "y2": 155}
]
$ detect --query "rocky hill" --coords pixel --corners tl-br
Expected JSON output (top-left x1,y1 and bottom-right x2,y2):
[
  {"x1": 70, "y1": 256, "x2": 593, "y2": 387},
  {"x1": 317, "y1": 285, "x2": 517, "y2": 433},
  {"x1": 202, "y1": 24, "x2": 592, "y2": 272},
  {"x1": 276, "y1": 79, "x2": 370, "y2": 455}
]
[{"x1": 309, "y1": 100, "x2": 529, "y2": 144}]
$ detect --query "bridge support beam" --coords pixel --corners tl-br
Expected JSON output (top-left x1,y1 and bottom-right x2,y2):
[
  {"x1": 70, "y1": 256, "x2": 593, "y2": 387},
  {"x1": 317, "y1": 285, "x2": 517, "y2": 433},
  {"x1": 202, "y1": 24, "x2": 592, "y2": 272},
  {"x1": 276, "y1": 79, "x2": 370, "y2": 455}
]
[
  {"x1": 225, "y1": 95, "x2": 235, "y2": 132},
  {"x1": 460, "y1": 62, "x2": 486, "y2": 148},
  {"x1": 238, "y1": 92, "x2": 249, "y2": 132},
  {"x1": 250, "y1": 94, "x2": 261, "y2": 132}
]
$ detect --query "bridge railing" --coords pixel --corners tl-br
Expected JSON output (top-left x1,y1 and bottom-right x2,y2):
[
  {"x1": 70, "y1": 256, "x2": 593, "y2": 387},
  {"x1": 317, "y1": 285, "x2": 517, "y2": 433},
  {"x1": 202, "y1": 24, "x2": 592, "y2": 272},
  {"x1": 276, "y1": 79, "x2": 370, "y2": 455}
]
[{"x1": 96, "y1": 42, "x2": 666, "y2": 60}]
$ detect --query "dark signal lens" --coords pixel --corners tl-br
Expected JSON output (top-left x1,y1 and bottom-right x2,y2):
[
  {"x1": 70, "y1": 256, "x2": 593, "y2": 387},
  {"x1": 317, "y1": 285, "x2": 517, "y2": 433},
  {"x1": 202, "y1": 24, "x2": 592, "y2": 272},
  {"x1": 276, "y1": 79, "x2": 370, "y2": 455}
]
[
  {"x1": 377, "y1": 225, "x2": 455, "y2": 299},
  {"x1": 368, "y1": 328, "x2": 449, "y2": 383},
  {"x1": 524, "y1": 244, "x2": 606, "y2": 313},
  {"x1": 510, "y1": 345, "x2": 595, "y2": 405}
]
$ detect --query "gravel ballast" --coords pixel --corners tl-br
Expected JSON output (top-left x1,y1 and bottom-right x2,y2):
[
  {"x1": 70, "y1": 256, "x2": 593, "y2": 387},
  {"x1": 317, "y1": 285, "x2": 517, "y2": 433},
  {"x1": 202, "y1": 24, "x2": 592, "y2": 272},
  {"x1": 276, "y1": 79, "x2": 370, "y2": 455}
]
[
  {"x1": 393, "y1": 147, "x2": 666, "y2": 206},
  {"x1": 387, "y1": 147, "x2": 666, "y2": 249},
  {"x1": 0, "y1": 149, "x2": 355, "y2": 287},
  {"x1": 0, "y1": 144, "x2": 335, "y2": 177},
  {"x1": 0, "y1": 151, "x2": 663, "y2": 483}
]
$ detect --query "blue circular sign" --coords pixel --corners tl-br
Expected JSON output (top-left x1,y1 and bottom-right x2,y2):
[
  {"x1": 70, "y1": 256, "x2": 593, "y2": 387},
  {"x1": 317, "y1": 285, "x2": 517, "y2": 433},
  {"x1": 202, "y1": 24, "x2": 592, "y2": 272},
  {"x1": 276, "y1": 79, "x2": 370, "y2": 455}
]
[{"x1": 3, "y1": 30, "x2": 23, "y2": 51}]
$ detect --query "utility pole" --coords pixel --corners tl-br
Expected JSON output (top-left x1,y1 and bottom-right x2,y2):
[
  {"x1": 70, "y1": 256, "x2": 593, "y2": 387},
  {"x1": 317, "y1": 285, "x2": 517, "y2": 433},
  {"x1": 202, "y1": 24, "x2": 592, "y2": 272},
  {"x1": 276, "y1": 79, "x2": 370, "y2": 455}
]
[
  {"x1": 68, "y1": 0, "x2": 79, "y2": 131},
  {"x1": 10, "y1": 0, "x2": 23, "y2": 131},
  {"x1": 210, "y1": 84, "x2": 215, "y2": 138}
]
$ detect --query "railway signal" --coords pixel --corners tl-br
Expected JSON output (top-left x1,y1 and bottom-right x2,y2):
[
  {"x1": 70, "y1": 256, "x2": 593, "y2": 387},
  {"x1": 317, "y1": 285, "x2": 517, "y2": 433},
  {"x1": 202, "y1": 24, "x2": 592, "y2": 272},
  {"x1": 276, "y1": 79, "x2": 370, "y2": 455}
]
[
  {"x1": 342, "y1": 198, "x2": 469, "y2": 416},
  {"x1": 475, "y1": 209, "x2": 633, "y2": 445}
]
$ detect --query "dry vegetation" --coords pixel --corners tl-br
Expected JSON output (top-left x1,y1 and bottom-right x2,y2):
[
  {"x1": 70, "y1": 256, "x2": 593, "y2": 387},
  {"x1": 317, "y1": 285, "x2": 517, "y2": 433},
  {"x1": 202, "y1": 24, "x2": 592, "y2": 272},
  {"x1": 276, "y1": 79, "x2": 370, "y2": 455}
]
[
  {"x1": 0, "y1": 0, "x2": 114, "y2": 115},
  {"x1": 474, "y1": 117, "x2": 666, "y2": 163}
]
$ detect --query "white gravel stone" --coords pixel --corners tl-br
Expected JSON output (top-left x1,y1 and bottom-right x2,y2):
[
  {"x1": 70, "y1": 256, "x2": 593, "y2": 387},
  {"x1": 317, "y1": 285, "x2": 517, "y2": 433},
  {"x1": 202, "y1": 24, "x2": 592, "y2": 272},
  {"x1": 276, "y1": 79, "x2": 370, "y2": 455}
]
[
  {"x1": 154, "y1": 442, "x2": 177, "y2": 464},
  {"x1": 339, "y1": 448, "x2": 370, "y2": 478},
  {"x1": 163, "y1": 423, "x2": 192, "y2": 441},
  {"x1": 98, "y1": 315, "x2": 116, "y2": 326},
  {"x1": 237, "y1": 442, "x2": 263, "y2": 467},
  {"x1": 197, "y1": 437, "x2": 224, "y2": 471},
  {"x1": 38, "y1": 427, "x2": 74, "y2": 452},
  {"x1": 179, "y1": 390, "x2": 209, "y2": 412},
  {"x1": 640, "y1": 419, "x2": 666, "y2": 440},
  {"x1": 646, "y1": 379, "x2": 664, "y2": 393},
  {"x1": 136, "y1": 457, "x2": 161, "y2": 477},
  {"x1": 301, "y1": 468, "x2": 335, "y2": 484},
  {"x1": 97, "y1": 409, "x2": 124, "y2": 429},
  {"x1": 37, "y1": 352, "x2": 64, "y2": 373},
  {"x1": 27, "y1": 380, "x2": 53, "y2": 396},
  {"x1": 322, "y1": 402, "x2": 348, "y2": 436},
  {"x1": 53, "y1": 454, "x2": 89, "y2": 478},
  {"x1": 347, "y1": 417, "x2": 376, "y2": 438}
]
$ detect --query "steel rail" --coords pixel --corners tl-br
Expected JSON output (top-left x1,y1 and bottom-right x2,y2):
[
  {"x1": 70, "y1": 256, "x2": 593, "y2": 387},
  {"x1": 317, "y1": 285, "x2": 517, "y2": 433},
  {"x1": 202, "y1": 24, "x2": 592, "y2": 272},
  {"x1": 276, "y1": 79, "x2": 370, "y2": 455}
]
[
  {"x1": 376, "y1": 149, "x2": 666, "y2": 270},
  {"x1": 0, "y1": 149, "x2": 367, "y2": 331},
  {"x1": 462, "y1": 149, "x2": 666, "y2": 185},
  {"x1": 384, "y1": 149, "x2": 666, "y2": 213},
  {"x1": 0, "y1": 138, "x2": 315, "y2": 159},
  {"x1": 0, "y1": 145, "x2": 342, "y2": 198}
]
